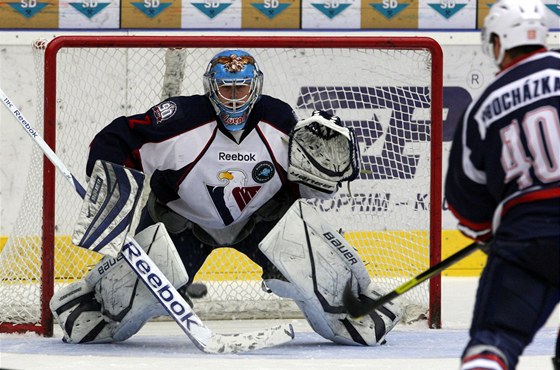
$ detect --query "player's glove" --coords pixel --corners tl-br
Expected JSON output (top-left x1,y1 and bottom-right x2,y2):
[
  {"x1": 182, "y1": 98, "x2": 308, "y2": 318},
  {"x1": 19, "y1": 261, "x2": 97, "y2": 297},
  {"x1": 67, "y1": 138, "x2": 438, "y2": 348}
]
[{"x1": 288, "y1": 110, "x2": 361, "y2": 193}]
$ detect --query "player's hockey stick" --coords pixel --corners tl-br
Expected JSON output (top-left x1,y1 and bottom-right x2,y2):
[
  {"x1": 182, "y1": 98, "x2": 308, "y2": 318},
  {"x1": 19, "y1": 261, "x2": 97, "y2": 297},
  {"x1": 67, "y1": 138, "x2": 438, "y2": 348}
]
[
  {"x1": 343, "y1": 240, "x2": 489, "y2": 317},
  {"x1": 0, "y1": 87, "x2": 294, "y2": 353}
]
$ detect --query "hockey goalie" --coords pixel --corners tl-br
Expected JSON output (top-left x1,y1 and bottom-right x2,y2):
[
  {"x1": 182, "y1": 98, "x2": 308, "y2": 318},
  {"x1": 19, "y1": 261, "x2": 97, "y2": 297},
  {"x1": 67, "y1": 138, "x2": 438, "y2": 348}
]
[{"x1": 50, "y1": 49, "x2": 402, "y2": 346}]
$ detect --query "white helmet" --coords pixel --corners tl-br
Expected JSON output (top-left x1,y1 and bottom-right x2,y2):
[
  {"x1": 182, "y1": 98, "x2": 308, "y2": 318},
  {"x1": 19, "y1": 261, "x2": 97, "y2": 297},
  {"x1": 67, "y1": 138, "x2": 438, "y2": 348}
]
[{"x1": 482, "y1": 0, "x2": 548, "y2": 65}]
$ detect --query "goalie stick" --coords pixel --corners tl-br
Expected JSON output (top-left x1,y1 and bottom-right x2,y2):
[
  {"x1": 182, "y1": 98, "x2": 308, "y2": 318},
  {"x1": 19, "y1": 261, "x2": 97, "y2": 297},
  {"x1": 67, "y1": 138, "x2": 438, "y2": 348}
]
[
  {"x1": 0, "y1": 87, "x2": 294, "y2": 353},
  {"x1": 343, "y1": 240, "x2": 489, "y2": 318}
]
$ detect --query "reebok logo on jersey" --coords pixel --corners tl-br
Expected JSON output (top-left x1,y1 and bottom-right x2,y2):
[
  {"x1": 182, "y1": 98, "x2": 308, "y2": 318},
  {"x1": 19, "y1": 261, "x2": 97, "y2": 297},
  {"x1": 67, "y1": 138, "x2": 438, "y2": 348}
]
[{"x1": 218, "y1": 151, "x2": 257, "y2": 162}]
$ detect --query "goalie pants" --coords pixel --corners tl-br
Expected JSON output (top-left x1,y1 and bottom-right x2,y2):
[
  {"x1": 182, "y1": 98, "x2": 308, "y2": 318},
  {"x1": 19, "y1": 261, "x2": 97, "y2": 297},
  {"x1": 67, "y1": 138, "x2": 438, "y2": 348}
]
[
  {"x1": 135, "y1": 205, "x2": 283, "y2": 285},
  {"x1": 462, "y1": 236, "x2": 560, "y2": 369}
]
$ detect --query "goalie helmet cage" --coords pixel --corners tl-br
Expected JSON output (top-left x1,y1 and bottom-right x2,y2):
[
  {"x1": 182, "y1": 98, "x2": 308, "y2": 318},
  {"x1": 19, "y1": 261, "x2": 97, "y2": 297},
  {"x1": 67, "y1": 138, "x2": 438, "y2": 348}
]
[{"x1": 0, "y1": 35, "x2": 443, "y2": 337}]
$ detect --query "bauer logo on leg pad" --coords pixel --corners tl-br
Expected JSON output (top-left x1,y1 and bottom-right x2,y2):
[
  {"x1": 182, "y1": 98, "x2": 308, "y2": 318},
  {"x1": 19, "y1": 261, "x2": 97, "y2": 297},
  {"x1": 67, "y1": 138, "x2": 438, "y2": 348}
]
[
  {"x1": 96, "y1": 254, "x2": 124, "y2": 277},
  {"x1": 323, "y1": 232, "x2": 359, "y2": 265}
]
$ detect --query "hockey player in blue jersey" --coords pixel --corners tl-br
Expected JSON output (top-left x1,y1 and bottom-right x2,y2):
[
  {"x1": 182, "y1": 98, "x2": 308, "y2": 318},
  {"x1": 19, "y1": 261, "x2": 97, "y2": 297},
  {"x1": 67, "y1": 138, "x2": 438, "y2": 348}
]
[
  {"x1": 49, "y1": 49, "x2": 402, "y2": 346},
  {"x1": 445, "y1": 1, "x2": 560, "y2": 369}
]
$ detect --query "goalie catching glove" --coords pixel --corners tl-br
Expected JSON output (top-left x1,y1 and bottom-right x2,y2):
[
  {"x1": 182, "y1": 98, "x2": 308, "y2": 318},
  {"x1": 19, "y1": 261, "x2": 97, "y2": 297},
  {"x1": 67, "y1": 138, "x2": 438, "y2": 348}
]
[{"x1": 288, "y1": 110, "x2": 361, "y2": 193}]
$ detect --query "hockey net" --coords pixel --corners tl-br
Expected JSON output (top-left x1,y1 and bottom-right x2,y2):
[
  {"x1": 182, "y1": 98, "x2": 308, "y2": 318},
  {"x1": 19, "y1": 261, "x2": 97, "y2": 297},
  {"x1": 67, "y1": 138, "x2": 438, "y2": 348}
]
[{"x1": 0, "y1": 36, "x2": 443, "y2": 336}]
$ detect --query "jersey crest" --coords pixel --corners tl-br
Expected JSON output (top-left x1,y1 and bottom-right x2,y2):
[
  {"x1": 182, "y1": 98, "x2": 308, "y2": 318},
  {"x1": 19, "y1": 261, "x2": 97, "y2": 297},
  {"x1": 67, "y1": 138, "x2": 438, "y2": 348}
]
[
  {"x1": 206, "y1": 169, "x2": 261, "y2": 225},
  {"x1": 252, "y1": 161, "x2": 275, "y2": 183},
  {"x1": 152, "y1": 101, "x2": 177, "y2": 124}
]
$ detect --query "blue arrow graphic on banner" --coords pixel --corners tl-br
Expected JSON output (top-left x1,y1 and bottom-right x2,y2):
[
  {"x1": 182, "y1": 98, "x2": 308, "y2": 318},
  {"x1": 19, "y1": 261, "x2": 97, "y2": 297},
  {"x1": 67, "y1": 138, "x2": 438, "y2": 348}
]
[
  {"x1": 192, "y1": 2, "x2": 232, "y2": 18},
  {"x1": 370, "y1": 3, "x2": 408, "y2": 19},
  {"x1": 251, "y1": 2, "x2": 290, "y2": 19},
  {"x1": 69, "y1": 2, "x2": 111, "y2": 18},
  {"x1": 7, "y1": 2, "x2": 48, "y2": 18},
  {"x1": 428, "y1": 3, "x2": 466, "y2": 19},
  {"x1": 131, "y1": 2, "x2": 172, "y2": 18},
  {"x1": 545, "y1": 4, "x2": 560, "y2": 17},
  {"x1": 311, "y1": 3, "x2": 351, "y2": 19}
]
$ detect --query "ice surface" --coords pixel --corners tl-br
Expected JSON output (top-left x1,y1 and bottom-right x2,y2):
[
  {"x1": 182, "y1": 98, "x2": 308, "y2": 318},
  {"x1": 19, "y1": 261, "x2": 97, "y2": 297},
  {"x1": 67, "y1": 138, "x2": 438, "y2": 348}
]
[{"x1": 1, "y1": 278, "x2": 558, "y2": 370}]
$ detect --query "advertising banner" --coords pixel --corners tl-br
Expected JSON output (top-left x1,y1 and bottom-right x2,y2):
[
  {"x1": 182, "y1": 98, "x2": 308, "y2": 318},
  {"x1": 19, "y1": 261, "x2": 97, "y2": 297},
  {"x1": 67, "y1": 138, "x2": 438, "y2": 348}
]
[
  {"x1": 121, "y1": 0, "x2": 181, "y2": 28},
  {"x1": 361, "y1": 0, "x2": 418, "y2": 29},
  {"x1": 0, "y1": 0, "x2": 559, "y2": 29},
  {"x1": 478, "y1": 1, "x2": 560, "y2": 30},
  {"x1": 58, "y1": 0, "x2": 120, "y2": 28},
  {"x1": 301, "y1": 0, "x2": 360, "y2": 29},
  {"x1": 242, "y1": 0, "x2": 300, "y2": 28},
  {"x1": 181, "y1": 0, "x2": 241, "y2": 28},
  {"x1": 0, "y1": 0, "x2": 58, "y2": 27},
  {"x1": 418, "y1": 0, "x2": 475, "y2": 29}
]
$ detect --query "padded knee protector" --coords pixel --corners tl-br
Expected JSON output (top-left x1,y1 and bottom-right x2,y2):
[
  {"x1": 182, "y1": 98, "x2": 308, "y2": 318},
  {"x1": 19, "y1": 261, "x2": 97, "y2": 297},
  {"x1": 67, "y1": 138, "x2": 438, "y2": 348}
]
[
  {"x1": 50, "y1": 223, "x2": 189, "y2": 343},
  {"x1": 266, "y1": 278, "x2": 401, "y2": 346},
  {"x1": 50, "y1": 279, "x2": 116, "y2": 343}
]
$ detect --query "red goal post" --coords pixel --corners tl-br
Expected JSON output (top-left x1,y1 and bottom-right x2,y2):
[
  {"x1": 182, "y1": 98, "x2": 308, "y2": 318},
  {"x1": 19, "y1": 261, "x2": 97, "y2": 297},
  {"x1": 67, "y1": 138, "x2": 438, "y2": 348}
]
[{"x1": 0, "y1": 36, "x2": 443, "y2": 336}]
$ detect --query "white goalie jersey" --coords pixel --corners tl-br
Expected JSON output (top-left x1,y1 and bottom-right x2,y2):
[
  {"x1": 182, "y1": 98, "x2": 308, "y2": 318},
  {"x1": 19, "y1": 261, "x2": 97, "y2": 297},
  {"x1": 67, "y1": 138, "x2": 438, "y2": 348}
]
[{"x1": 86, "y1": 95, "x2": 334, "y2": 245}]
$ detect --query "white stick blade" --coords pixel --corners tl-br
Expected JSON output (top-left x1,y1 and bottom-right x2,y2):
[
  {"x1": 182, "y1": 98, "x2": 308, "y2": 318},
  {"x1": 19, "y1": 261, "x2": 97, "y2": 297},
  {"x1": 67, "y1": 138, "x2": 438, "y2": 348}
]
[{"x1": 204, "y1": 324, "x2": 295, "y2": 354}]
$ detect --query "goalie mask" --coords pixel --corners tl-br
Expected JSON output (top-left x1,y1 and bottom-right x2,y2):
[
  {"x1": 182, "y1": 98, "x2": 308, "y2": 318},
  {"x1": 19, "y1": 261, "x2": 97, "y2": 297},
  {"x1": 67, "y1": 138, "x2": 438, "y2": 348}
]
[{"x1": 203, "y1": 49, "x2": 264, "y2": 131}]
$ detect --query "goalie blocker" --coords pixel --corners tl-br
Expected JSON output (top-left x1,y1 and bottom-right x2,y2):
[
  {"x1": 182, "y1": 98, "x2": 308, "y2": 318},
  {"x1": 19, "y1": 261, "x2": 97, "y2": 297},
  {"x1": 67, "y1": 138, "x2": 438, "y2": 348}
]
[
  {"x1": 73, "y1": 160, "x2": 145, "y2": 257},
  {"x1": 259, "y1": 200, "x2": 402, "y2": 345},
  {"x1": 288, "y1": 110, "x2": 361, "y2": 193}
]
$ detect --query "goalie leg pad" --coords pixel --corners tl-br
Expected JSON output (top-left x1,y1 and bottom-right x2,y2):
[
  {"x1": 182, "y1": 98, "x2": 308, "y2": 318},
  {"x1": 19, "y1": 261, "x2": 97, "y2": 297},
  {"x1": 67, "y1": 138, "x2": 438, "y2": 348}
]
[
  {"x1": 265, "y1": 278, "x2": 401, "y2": 346},
  {"x1": 50, "y1": 279, "x2": 115, "y2": 344},
  {"x1": 353, "y1": 283, "x2": 403, "y2": 343},
  {"x1": 259, "y1": 200, "x2": 402, "y2": 345},
  {"x1": 51, "y1": 223, "x2": 189, "y2": 343},
  {"x1": 95, "y1": 223, "x2": 189, "y2": 342}
]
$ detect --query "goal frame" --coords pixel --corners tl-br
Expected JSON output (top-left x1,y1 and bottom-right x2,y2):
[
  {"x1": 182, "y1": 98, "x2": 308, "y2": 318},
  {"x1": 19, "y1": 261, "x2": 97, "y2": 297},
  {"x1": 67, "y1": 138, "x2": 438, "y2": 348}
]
[{"x1": 1, "y1": 35, "x2": 443, "y2": 336}]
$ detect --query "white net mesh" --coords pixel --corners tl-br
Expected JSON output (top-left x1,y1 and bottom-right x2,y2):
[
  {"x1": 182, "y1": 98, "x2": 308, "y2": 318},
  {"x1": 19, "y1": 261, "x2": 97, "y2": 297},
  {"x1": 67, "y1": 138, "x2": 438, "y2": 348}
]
[{"x1": 0, "y1": 37, "x2": 441, "y2": 333}]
